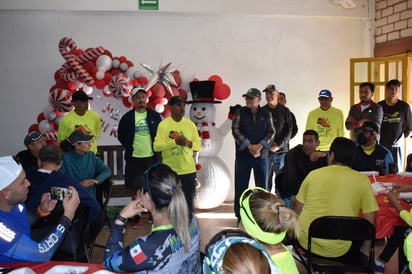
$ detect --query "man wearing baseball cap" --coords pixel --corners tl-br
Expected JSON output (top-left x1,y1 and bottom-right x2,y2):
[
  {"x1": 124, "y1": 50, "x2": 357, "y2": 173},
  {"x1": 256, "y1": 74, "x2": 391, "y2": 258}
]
[
  {"x1": 352, "y1": 121, "x2": 394, "y2": 173},
  {"x1": 0, "y1": 155, "x2": 80, "y2": 263},
  {"x1": 231, "y1": 88, "x2": 275, "y2": 223},
  {"x1": 15, "y1": 131, "x2": 46, "y2": 171},
  {"x1": 154, "y1": 96, "x2": 201, "y2": 215},
  {"x1": 305, "y1": 89, "x2": 345, "y2": 151},
  {"x1": 57, "y1": 90, "x2": 101, "y2": 153}
]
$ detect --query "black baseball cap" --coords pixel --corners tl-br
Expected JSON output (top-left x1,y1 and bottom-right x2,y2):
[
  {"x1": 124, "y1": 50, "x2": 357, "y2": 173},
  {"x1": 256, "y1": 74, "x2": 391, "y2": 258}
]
[
  {"x1": 168, "y1": 96, "x2": 185, "y2": 105},
  {"x1": 71, "y1": 91, "x2": 93, "y2": 102}
]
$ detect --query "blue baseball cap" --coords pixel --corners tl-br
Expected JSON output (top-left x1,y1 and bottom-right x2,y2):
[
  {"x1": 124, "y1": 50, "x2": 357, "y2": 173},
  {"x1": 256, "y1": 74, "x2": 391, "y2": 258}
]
[{"x1": 318, "y1": 89, "x2": 332, "y2": 98}]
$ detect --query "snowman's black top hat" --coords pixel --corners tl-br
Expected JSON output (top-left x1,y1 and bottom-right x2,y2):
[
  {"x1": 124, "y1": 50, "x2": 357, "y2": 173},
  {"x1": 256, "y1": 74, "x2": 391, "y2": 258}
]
[{"x1": 186, "y1": 80, "x2": 222, "y2": 104}]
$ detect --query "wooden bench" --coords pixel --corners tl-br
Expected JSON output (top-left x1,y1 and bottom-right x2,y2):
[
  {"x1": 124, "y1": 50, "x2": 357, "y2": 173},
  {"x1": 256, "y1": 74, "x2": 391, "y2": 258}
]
[{"x1": 97, "y1": 145, "x2": 130, "y2": 205}]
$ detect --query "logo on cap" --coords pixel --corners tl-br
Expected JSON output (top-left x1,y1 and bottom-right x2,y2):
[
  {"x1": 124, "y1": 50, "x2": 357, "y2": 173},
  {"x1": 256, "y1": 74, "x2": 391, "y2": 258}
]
[{"x1": 318, "y1": 89, "x2": 332, "y2": 98}]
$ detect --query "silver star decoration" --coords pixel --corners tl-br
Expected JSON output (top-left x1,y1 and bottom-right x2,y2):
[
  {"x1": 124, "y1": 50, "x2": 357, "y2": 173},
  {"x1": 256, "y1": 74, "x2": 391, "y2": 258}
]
[{"x1": 141, "y1": 61, "x2": 178, "y2": 96}]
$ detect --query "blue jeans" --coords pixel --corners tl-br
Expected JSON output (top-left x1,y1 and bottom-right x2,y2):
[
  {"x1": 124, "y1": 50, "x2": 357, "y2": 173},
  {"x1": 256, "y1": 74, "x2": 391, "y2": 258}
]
[
  {"x1": 268, "y1": 153, "x2": 286, "y2": 193},
  {"x1": 234, "y1": 155, "x2": 269, "y2": 218}
]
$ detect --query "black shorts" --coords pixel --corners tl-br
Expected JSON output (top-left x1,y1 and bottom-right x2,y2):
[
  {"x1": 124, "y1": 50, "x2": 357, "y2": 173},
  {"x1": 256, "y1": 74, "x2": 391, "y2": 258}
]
[{"x1": 124, "y1": 156, "x2": 156, "y2": 190}]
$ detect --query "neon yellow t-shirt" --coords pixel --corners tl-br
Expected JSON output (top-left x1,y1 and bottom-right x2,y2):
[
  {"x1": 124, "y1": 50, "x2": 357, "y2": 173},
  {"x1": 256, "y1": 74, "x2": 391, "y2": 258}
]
[
  {"x1": 296, "y1": 165, "x2": 378, "y2": 258},
  {"x1": 132, "y1": 111, "x2": 154, "y2": 158},
  {"x1": 153, "y1": 117, "x2": 201, "y2": 175},
  {"x1": 305, "y1": 107, "x2": 345, "y2": 151},
  {"x1": 270, "y1": 246, "x2": 299, "y2": 274},
  {"x1": 57, "y1": 109, "x2": 101, "y2": 153}
]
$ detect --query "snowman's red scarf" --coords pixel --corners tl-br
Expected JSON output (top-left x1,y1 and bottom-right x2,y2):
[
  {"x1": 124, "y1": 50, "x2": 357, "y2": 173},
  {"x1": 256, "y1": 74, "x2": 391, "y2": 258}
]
[{"x1": 196, "y1": 122, "x2": 215, "y2": 139}]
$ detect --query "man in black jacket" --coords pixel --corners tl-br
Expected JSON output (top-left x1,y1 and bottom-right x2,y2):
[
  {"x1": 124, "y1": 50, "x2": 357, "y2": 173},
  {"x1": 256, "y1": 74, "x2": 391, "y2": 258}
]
[
  {"x1": 262, "y1": 84, "x2": 293, "y2": 193},
  {"x1": 117, "y1": 88, "x2": 161, "y2": 228}
]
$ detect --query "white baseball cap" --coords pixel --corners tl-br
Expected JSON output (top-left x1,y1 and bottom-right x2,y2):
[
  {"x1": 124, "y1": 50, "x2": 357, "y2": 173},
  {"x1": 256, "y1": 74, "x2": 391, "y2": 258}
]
[{"x1": 0, "y1": 156, "x2": 23, "y2": 190}]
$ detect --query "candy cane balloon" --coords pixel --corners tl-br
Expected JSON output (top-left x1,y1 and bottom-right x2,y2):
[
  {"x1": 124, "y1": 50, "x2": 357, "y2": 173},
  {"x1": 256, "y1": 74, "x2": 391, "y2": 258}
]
[
  {"x1": 57, "y1": 37, "x2": 104, "y2": 86},
  {"x1": 48, "y1": 88, "x2": 73, "y2": 112}
]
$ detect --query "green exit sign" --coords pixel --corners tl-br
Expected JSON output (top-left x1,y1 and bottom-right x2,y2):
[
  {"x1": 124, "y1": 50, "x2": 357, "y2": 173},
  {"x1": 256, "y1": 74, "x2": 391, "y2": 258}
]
[{"x1": 139, "y1": 0, "x2": 158, "y2": 10}]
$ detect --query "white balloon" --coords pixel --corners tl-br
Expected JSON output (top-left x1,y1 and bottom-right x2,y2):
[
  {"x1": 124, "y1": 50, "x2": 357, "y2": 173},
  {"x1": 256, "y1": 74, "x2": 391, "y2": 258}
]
[
  {"x1": 120, "y1": 63, "x2": 129, "y2": 72},
  {"x1": 96, "y1": 55, "x2": 112, "y2": 71},
  {"x1": 96, "y1": 70, "x2": 105, "y2": 80},
  {"x1": 83, "y1": 86, "x2": 93, "y2": 95},
  {"x1": 112, "y1": 59, "x2": 120, "y2": 69},
  {"x1": 126, "y1": 66, "x2": 139, "y2": 79},
  {"x1": 161, "y1": 98, "x2": 168, "y2": 105},
  {"x1": 46, "y1": 111, "x2": 56, "y2": 121},
  {"x1": 38, "y1": 120, "x2": 53, "y2": 133},
  {"x1": 103, "y1": 85, "x2": 111, "y2": 95},
  {"x1": 43, "y1": 105, "x2": 55, "y2": 117},
  {"x1": 133, "y1": 71, "x2": 141, "y2": 80},
  {"x1": 155, "y1": 104, "x2": 164, "y2": 113}
]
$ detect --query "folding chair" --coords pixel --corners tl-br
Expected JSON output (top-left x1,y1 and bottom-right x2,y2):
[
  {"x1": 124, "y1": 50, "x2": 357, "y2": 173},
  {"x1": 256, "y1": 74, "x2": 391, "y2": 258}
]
[
  {"x1": 95, "y1": 178, "x2": 113, "y2": 228},
  {"x1": 307, "y1": 216, "x2": 375, "y2": 274}
]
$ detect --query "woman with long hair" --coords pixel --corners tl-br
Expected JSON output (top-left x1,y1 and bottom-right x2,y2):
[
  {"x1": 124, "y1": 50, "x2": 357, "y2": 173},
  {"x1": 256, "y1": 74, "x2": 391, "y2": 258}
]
[
  {"x1": 104, "y1": 163, "x2": 200, "y2": 273},
  {"x1": 240, "y1": 187, "x2": 300, "y2": 273}
]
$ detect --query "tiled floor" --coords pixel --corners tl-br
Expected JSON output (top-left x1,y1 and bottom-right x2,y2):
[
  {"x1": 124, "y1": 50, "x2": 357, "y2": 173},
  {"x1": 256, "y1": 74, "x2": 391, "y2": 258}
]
[{"x1": 90, "y1": 202, "x2": 400, "y2": 274}]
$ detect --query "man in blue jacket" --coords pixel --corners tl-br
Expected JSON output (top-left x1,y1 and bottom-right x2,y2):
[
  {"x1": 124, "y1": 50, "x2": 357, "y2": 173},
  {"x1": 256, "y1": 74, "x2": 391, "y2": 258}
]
[
  {"x1": 117, "y1": 88, "x2": 162, "y2": 228},
  {"x1": 231, "y1": 88, "x2": 275, "y2": 223}
]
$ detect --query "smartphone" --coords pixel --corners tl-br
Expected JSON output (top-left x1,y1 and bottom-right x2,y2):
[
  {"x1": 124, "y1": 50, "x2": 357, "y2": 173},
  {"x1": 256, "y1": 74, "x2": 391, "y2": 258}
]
[{"x1": 50, "y1": 186, "x2": 73, "y2": 201}]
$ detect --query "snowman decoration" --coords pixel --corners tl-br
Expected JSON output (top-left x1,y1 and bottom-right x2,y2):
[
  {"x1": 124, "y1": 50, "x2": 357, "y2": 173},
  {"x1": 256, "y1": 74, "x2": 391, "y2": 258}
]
[{"x1": 187, "y1": 81, "x2": 232, "y2": 209}]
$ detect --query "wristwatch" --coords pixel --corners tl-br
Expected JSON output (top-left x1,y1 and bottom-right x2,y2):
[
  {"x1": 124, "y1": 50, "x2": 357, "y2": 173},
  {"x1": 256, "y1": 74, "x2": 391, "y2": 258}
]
[{"x1": 115, "y1": 213, "x2": 128, "y2": 224}]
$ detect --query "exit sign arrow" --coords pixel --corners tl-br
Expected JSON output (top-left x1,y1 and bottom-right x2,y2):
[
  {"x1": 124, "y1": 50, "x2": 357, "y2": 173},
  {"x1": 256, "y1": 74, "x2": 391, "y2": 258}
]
[{"x1": 139, "y1": 0, "x2": 158, "y2": 10}]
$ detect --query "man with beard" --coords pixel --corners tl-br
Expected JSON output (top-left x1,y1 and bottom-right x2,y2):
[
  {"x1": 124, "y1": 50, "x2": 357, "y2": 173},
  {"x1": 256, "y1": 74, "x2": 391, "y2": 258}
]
[
  {"x1": 118, "y1": 88, "x2": 162, "y2": 228},
  {"x1": 345, "y1": 82, "x2": 383, "y2": 143},
  {"x1": 352, "y1": 122, "x2": 394, "y2": 173}
]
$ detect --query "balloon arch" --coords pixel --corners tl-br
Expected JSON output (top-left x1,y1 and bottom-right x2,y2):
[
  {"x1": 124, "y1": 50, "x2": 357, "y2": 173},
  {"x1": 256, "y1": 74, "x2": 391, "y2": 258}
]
[{"x1": 29, "y1": 37, "x2": 231, "y2": 142}]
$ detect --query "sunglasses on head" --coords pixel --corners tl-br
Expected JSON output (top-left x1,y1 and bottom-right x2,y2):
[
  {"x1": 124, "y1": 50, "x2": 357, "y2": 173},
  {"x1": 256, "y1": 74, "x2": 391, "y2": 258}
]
[{"x1": 143, "y1": 163, "x2": 171, "y2": 197}]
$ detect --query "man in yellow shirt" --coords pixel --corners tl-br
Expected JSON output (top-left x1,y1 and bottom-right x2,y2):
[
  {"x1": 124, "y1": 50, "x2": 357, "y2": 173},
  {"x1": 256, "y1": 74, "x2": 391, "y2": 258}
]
[
  {"x1": 154, "y1": 96, "x2": 201, "y2": 214},
  {"x1": 305, "y1": 90, "x2": 345, "y2": 151},
  {"x1": 57, "y1": 91, "x2": 101, "y2": 153},
  {"x1": 294, "y1": 137, "x2": 378, "y2": 258}
]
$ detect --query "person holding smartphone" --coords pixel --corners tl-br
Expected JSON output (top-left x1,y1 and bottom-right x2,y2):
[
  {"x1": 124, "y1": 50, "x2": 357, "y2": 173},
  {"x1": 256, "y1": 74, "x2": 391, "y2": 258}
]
[{"x1": 0, "y1": 155, "x2": 80, "y2": 264}]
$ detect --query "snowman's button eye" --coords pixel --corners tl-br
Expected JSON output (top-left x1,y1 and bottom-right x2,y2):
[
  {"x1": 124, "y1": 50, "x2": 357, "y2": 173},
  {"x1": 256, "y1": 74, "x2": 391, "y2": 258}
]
[
  {"x1": 202, "y1": 107, "x2": 206, "y2": 111},
  {"x1": 193, "y1": 107, "x2": 197, "y2": 111}
]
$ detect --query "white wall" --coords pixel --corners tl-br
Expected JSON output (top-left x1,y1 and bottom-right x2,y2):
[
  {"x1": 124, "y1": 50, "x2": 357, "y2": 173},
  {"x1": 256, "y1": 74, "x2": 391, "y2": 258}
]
[{"x1": 0, "y1": 1, "x2": 373, "y2": 187}]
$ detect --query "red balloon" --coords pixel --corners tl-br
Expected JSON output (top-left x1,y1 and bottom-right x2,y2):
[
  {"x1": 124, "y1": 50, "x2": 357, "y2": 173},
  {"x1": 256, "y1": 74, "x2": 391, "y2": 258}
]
[
  {"x1": 111, "y1": 69, "x2": 121, "y2": 76},
  {"x1": 104, "y1": 72, "x2": 112, "y2": 83},
  {"x1": 102, "y1": 90, "x2": 112, "y2": 97},
  {"x1": 91, "y1": 66, "x2": 99, "y2": 75},
  {"x1": 138, "y1": 76, "x2": 148, "y2": 86},
  {"x1": 161, "y1": 105, "x2": 171, "y2": 118},
  {"x1": 103, "y1": 49, "x2": 112, "y2": 58},
  {"x1": 67, "y1": 82, "x2": 77, "y2": 91},
  {"x1": 171, "y1": 86, "x2": 180, "y2": 96},
  {"x1": 55, "y1": 79, "x2": 68, "y2": 89},
  {"x1": 214, "y1": 83, "x2": 231, "y2": 100},
  {"x1": 151, "y1": 83, "x2": 166, "y2": 98},
  {"x1": 122, "y1": 97, "x2": 132, "y2": 108},
  {"x1": 75, "y1": 49, "x2": 83, "y2": 56},
  {"x1": 208, "y1": 75, "x2": 223, "y2": 85},
  {"x1": 37, "y1": 113, "x2": 46, "y2": 123},
  {"x1": 119, "y1": 56, "x2": 127, "y2": 63},
  {"x1": 95, "y1": 79, "x2": 106, "y2": 90},
  {"x1": 146, "y1": 89, "x2": 152, "y2": 98},
  {"x1": 83, "y1": 61, "x2": 95, "y2": 73},
  {"x1": 179, "y1": 89, "x2": 188, "y2": 100},
  {"x1": 132, "y1": 79, "x2": 140, "y2": 87},
  {"x1": 126, "y1": 60, "x2": 134, "y2": 67},
  {"x1": 54, "y1": 70, "x2": 60, "y2": 81},
  {"x1": 28, "y1": 123, "x2": 39, "y2": 133},
  {"x1": 172, "y1": 71, "x2": 182, "y2": 87}
]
